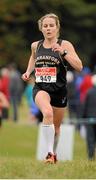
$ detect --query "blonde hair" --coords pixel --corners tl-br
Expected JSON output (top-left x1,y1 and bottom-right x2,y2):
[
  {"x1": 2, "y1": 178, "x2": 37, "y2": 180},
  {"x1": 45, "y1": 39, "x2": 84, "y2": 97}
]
[{"x1": 38, "y1": 13, "x2": 60, "y2": 37}]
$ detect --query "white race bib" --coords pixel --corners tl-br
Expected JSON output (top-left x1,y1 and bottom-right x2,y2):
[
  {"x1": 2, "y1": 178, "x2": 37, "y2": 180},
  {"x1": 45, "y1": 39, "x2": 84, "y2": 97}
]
[{"x1": 35, "y1": 67, "x2": 57, "y2": 83}]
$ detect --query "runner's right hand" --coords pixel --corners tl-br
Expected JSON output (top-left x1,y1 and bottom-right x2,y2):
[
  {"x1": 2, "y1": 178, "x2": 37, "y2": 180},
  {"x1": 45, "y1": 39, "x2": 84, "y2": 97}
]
[{"x1": 22, "y1": 72, "x2": 30, "y2": 81}]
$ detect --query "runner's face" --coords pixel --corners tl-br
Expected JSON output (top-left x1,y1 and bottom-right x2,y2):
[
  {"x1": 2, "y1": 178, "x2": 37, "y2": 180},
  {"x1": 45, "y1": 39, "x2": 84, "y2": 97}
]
[{"x1": 41, "y1": 17, "x2": 58, "y2": 39}]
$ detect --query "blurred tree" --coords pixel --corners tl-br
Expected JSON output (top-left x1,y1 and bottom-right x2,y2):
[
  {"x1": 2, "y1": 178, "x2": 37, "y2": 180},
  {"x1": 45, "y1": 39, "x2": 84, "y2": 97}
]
[{"x1": 0, "y1": 0, "x2": 96, "y2": 71}]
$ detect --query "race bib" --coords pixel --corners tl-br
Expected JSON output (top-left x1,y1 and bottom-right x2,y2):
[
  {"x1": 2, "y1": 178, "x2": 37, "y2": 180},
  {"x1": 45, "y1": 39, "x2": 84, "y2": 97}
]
[{"x1": 35, "y1": 67, "x2": 57, "y2": 83}]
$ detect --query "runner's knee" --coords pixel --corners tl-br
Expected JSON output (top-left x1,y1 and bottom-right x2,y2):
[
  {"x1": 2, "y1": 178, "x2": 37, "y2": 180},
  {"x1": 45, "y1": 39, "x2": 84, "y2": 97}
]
[{"x1": 42, "y1": 107, "x2": 53, "y2": 124}]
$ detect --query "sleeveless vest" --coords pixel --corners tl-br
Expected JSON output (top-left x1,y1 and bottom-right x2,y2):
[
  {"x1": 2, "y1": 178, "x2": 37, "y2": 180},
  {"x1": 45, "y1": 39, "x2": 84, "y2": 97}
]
[{"x1": 34, "y1": 39, "x2": 67, "y2": 92}]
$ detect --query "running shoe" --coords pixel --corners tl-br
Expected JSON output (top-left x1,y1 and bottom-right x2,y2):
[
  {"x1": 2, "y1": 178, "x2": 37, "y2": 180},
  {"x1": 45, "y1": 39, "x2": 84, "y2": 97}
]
[
  {"x1": 54, "y1": 153, "x2": 57, "y2": 163},
  {"x1": 44, "y1": 152, "x2": 57, "y2": 164}
]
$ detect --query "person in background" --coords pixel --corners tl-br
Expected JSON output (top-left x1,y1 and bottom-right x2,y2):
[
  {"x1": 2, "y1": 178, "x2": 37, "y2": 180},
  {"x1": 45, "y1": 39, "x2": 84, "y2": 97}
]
[
  {"x1": 22, "y1": 13, "x2": 83, "y2": 163},
  {"x1": 78, "y1": 67, "x2": 93, "y2": 137},
  {"x1": 79, "y1": 67, "x2": 92, "y2": 104},
  {"x1": 0, "y1": 91, "x2": 10, "y2": 127},
  {"x1": 8, "y1": 63, "x2": 24, "y2": 122},
  {"x1": 82, "y1": 74, "x2": 96, "y2": 160},
  {"x1": 0, "y1": 67, "x2": 10, "y2": 120},
  {"x1": 66, "y1": 70, "x2": 77, "y2": 119}
]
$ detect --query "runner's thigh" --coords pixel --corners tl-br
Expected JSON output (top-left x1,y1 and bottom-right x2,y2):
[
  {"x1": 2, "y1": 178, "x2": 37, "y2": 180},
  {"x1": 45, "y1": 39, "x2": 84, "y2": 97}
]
[{"x1": 35, "y1": 90, "x2": 51, "y2": 112}]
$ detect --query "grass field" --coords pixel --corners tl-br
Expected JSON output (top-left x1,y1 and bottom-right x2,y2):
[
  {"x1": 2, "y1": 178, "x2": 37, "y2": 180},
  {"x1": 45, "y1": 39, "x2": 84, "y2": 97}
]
[{"x1": 0, "y1": 120, "x2": 96, "y2": 179}]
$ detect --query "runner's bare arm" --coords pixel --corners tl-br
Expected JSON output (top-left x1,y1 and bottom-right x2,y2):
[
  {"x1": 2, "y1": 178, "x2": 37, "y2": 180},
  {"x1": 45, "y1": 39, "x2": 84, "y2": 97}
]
[
  {"x1": 26, "y1": 41, "x2": 38, "y2": 75},
  {"x1": 22, "y1": 41, "x2": 39, "y2": 81},
  {"x1": 62, "y1": 40, "x2": 83, "y2": 72}
]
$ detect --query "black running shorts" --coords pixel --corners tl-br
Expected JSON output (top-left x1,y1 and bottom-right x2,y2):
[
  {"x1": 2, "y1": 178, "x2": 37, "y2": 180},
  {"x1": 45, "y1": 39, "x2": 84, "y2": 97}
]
[{"x1": 33, "y1": 84, "x2": 67, "y2": 108}]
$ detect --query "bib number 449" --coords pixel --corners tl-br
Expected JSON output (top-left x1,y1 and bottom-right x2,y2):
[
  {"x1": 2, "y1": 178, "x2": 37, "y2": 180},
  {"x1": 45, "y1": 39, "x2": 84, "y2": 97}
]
[
  {"x1": 40, "y1": 75, "x2": 51, "y2": 82},
  {"x1": 35, "y1": 67, "x2": 57, "y2": 83}
]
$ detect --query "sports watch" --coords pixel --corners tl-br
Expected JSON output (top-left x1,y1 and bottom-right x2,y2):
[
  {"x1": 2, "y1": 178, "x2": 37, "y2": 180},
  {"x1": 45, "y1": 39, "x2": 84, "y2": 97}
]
[{"x1": 61, "y1": 50, "x2": 68, "y2": 57}]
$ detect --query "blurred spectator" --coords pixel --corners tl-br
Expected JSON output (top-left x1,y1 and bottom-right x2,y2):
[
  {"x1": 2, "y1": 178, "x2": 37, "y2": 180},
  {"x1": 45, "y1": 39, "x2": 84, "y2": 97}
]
[
  {"x1": 0, "y1": 91, "x2": 10, "y2": 127},
  {"x1": 0, "y1": 67, "x2": 10, "y2": 120},
  {"x1": 79, "y1": 67, "x2": 93, "y2": 134},
  {"x1": 73, "y1": 67, "x2": 92, "y2": 132},
  {"x1": 24, "y1": 75, "x2": 42, "y2": 124},
  {"x1": 74, "y1": 70, "x2": 84, "y2": 119},
  {"x1": 79, "y1": 67, "x2": 93, "y2": 103},
  {"x1": 66, "y1": 71, "x2": 77, "y2": 119},
  {"x1": 82, "y1": 74, "x2": 96, "y2": 160},
  {"x1": 1, "y1": 67, "x2": 10, "y2": 101},
  {"x1": 8, "y1": 63, "x2": 24, "y2": 122}
]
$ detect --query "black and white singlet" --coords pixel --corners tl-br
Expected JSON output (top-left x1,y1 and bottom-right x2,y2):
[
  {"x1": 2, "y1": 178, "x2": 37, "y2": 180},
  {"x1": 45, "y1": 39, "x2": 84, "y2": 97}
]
[
  {"x1": 33, "y1": 39, "x2": 68, "y2": 107},
  {"x1": 34, "y1": 39, "x2": 67, "y2": 92}
]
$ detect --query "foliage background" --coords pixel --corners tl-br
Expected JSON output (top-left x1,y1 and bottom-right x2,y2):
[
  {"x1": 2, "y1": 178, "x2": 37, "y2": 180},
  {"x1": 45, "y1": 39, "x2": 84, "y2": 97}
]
[{"x1": 0, "y1": 0, "x2": 96, "y2": 72}]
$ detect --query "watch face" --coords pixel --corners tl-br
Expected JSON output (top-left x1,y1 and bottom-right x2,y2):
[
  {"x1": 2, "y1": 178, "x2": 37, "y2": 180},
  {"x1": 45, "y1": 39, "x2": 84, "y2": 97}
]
[
  {"x1": 64, "y1": 50, "x2": 67, "y2": 56},
  {"x1": 64, "y1": 50, "x2": 67, "y2": 54}
]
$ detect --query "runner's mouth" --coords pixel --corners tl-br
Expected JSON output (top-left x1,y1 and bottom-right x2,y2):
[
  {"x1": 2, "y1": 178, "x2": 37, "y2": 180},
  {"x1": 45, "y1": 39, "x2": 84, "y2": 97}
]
[{"x1": 47, "y1": 32, "x2": 51, "y2": 35}]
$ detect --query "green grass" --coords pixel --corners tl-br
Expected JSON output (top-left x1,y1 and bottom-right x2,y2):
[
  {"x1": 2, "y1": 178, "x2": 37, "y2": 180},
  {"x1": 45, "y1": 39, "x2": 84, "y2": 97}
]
[{"x1": 0, "y1": 121, "x2": 96, "y2": 179}]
